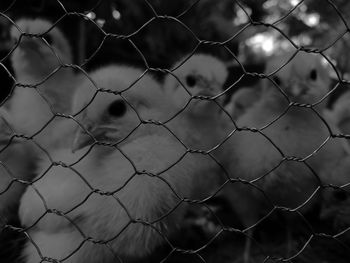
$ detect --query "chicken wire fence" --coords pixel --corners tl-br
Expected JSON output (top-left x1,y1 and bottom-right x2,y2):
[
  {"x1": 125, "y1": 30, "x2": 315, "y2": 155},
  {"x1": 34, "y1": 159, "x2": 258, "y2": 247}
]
[{"x1": 0, "y1": 0, "x2": 350, "y2": 262}]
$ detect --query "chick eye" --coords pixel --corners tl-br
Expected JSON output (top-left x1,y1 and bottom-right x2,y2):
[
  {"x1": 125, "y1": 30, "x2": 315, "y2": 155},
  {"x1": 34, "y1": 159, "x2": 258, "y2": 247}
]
[
  {"x1": 108, "y1": 100, "x2": 127, "y2": 117},
  {"x1": 272, "y1": 76, "x2": 281, "y2": 86},
  {"x1": 333, "y1": 190, "x2": 348, "y2": 202},
  {"x1": 43, "y1": 34, "x2": 53, "y2": 45},
  {"x1": 186, "y1": 75, "x2": 197, "y2": 87},
  {"x1": 310, "y1": 69, "x2": 317, "y2": 81}
]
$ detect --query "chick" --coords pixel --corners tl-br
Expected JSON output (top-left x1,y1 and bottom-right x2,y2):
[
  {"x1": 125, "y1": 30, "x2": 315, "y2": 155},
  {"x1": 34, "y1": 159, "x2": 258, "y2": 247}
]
[
  {"x1": 163, "y1": 53, "x2": 230, "y2": 151},
  {"x1": 225, "y1": 86, "x2": 262, "y2": 120},
  {"x1": 19, "y1": 65, "x2": 220, "y2": 263},
  {"x1": 10, "y1": 18, "x2": 75, "y2": 114},
  {"x1": 220, "y1": 51, "x2": 347, "y2": 261}
]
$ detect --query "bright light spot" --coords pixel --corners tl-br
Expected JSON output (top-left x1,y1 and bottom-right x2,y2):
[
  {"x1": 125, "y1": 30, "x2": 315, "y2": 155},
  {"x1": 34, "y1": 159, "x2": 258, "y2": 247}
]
[
  {"x1": 290, "y1": 0, "x2": 299, "y2": 7},
  {"x1": 262, "y1": 38, "x2": 274, "y2": 53},
  {"x1": 305, "y1": 13, "x2": 319, "y2": 27},
  {"x1": 246, "y1": 33, "x2": 276, "y2": 55},
  {"x1": 112, "y1": 9, "x2": 121, "y2": 20},
  {"x1": 96, "y1": 19, "x2": 106, "y2": 27},
  {"x1": 86, "y1": 12, "x2": 96, "y2": 20}
]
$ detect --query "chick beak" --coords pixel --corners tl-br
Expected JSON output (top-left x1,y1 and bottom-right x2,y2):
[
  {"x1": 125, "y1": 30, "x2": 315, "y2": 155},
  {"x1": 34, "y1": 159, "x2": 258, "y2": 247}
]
[
  {"x1": 72, "y1": 123, "x2": 101, "y2": 153},
  {"x1": 72, "y1": 126, "x2": 93, "y2": 153},
  {"x1": 287, "y1": 82, "x2": 308, "y2": 99},
  {"x1": 195, "y1": 79, "x2": 221, "y2": 98},
  {"x1": 72, "y1": 121, "x2": 119, "y2": 153}
]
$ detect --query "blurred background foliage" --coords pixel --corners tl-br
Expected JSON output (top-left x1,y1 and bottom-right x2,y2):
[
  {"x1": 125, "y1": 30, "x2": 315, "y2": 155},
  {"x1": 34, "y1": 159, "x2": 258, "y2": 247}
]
[{"x1": 0, "y1": 0, "x2": 349, "y2": 101}]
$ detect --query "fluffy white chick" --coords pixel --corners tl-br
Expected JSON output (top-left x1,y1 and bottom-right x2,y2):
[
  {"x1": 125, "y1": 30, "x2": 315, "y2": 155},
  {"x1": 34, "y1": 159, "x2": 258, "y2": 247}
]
[
  {"x1": 19, "y1": 65, "x2": 220, "y2": 263},
  {"x1": 163, "y1": 53, "x2": 230, "y2": 151},
  {"x1": 220, "y1": 51, "x2": 347, "y2": 261}
]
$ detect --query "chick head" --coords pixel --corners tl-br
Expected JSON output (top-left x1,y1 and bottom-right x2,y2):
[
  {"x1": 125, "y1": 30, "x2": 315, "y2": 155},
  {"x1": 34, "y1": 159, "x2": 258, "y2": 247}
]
[
  {"x1": 264, "y1": 51, "x2": 331, "y2": 105},
  {"x1": 10, "y1": 18, "x2": 72, "y2": 76},
  {"x1": 163, "y1": 54, "x2": 228, "y2": 109},
  {"x1": 72, "y1": 65, "x2": 171, "y2": 152}
]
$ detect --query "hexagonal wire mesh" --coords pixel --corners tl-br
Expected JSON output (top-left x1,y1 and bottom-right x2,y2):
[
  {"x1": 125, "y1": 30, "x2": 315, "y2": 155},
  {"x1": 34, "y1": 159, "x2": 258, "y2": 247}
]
[{"x1": 0, "y1": 0, "x2": 350, "y2": 262}]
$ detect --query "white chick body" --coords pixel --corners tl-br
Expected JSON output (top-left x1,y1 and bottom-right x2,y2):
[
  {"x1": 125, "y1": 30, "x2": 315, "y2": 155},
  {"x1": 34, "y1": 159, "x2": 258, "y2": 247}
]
[
  {"x1": 21, "y1": 135, "x2": 216, "y2": 263},
  {"x1": 225, "y1": 100, "x2": 343, "y2": 215},
  {"x1": 19, "y1": 65, "x2": 220, "y2": 262}
]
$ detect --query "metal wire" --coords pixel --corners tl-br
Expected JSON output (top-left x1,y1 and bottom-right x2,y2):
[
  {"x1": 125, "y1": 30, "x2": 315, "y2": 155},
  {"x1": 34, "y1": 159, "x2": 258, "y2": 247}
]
[{"x1": 0, "y1": 0, "x2": 350, "y2": 262}]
